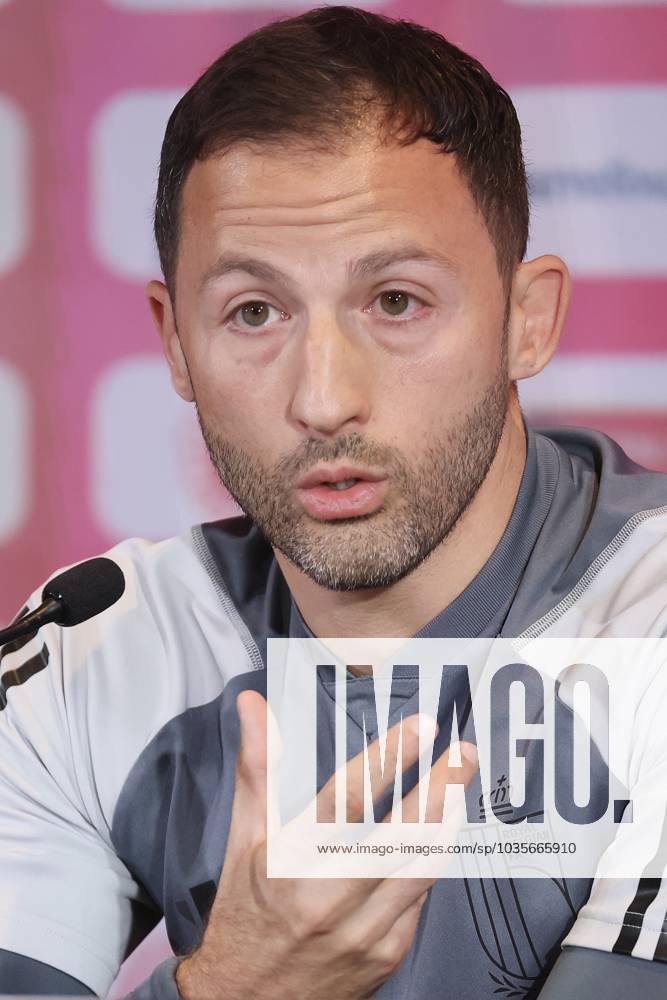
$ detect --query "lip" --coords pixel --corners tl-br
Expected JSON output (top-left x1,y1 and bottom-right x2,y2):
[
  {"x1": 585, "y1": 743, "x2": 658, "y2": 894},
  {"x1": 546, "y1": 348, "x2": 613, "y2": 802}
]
[
  {"x1": 296, "y1": 465, "x2": 386, "y2": 489},
  {"x1": 296, "y1": 473, "x2": 389, "y2": 521}
]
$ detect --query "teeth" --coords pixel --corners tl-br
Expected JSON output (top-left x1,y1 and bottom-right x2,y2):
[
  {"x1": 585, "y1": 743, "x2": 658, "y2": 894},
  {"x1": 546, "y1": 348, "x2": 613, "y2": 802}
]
[{"x1": 327, "y1": 478, "x2": 359, "y2": 490}]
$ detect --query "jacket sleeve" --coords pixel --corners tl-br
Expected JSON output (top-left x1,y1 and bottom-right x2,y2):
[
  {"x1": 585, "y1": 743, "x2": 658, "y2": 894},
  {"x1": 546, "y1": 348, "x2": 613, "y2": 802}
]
[
  {"x1": 538, "y1": 945, "x2": 667, "y2": 998},
  {"x1": 0, "y1": 591, "x2": 152, "y2": 997},
  {"x1": 0, "y1": 949, "x2": 96, "y2": 995},
  {"x1": 540, "y1": 639, "x2": 667, "y2": 992},
  {"x1": 0, "y1": 949, "x2": 185, "y2": 998}
]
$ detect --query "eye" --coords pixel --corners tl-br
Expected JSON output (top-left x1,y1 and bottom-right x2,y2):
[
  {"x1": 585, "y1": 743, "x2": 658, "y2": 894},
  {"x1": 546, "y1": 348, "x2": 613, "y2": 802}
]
[
  {"x1": 368, "y1": 289, "x2": 425, "y2": 323},
  {"x1": 226, "y1": 300, "x2": 287, "y2": 331},
  {"x1": 378, "y1": 290, "x2": 412, "y2": 316}
]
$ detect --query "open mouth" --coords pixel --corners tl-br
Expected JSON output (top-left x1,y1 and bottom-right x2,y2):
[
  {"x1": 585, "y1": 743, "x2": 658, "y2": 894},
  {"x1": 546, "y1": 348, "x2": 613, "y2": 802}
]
[
  {"x1": 322, "y1": 478, "x2": 361, "y2": 490},
  {"x1": 296, "y1": 477, "x2": 388, "y2": 520}
]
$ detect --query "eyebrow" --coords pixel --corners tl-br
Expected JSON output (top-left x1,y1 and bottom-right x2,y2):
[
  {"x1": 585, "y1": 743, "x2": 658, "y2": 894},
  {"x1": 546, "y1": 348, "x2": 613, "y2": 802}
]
[{"x1": 199, "y1": 243, "x2": 460, "y2": 294}]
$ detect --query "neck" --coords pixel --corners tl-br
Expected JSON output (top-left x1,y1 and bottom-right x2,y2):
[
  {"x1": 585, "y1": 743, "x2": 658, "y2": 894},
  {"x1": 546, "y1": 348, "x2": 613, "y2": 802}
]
[{"x1": 274, "y1": 402, "x2": 527, "y2": 640}]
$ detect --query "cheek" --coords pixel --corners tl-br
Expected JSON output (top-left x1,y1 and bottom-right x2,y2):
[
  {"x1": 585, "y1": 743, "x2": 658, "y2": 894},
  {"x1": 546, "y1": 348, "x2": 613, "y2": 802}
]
[
  {"x1": 374, "y1": 337, "x2": 503, "y2": 452},
  {"x1": 385, "y1": 329, "x2": 498, "y2": 421},
  {"x1": 193, "y1": 358, "x2": 287, "y2": 453}
]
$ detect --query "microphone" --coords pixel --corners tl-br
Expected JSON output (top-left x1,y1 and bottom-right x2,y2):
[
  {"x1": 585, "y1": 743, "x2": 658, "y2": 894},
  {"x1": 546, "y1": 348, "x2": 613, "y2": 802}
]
[{"x1": 0, "y1": 557, "x2": 126, "y2": 647}]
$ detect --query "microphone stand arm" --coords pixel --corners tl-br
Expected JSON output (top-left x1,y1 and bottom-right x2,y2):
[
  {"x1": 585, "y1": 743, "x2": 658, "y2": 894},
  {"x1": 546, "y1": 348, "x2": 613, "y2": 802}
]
[{"x1": 0, "y1": 598, "x2": 63, "y2": 647}]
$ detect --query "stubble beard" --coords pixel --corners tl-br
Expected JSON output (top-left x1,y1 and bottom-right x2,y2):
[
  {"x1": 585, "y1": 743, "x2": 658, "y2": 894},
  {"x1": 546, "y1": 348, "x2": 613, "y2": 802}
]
[{"x1": 197, "y1": 346, "x2": 511, "y2": 592}]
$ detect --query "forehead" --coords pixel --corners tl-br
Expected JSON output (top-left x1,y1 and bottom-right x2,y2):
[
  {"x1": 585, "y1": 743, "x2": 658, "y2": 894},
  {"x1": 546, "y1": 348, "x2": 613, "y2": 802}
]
[{"x1": 176, "y1": 132, "x2": 495, "y2": 283}]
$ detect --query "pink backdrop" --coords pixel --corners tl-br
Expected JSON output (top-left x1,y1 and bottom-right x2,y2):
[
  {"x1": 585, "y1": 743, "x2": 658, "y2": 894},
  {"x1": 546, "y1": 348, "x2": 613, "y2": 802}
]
[
  {"x1": 1, "y1": 0, "x2": 666, "y2": 626},
  {"x1": 0, "y1": 0, "x2": 666, "y2": 990}
]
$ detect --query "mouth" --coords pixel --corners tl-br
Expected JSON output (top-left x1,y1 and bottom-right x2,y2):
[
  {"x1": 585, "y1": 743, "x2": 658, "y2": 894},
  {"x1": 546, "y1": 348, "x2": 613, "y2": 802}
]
[
  {"x1": 296, "y1": 466, "x2": 385, "y2": 490},
  {"x1": 319, "y1": 477, "x2": 364, "y2": 491},
  {"x1": 295, "y1": 466, "x2": 388, "y2": 520}
]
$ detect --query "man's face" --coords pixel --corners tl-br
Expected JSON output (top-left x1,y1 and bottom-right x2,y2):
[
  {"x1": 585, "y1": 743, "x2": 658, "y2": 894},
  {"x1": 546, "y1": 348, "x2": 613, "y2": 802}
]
[{"x1": 170, "y1": 131, "x2": 511, "y2": 591}]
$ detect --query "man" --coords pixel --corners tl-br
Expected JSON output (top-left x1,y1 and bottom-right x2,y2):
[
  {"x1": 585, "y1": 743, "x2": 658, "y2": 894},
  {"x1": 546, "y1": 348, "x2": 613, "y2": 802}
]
[{"x1": 1, "y1": 5, "x2": 666, "y2": 998}]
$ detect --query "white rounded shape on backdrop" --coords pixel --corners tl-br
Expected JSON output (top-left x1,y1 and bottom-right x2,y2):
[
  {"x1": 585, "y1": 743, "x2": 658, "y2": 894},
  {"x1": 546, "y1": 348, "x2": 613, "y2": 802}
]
[
  {"x1": 90, "y1": 356, "x2": 240, "y2": 541},
  {"x1": 520, "y1": 354, "x2": 667, "y2": 413},
  {"x1": 512, "y1": 85, "x2": 667, "y2": 275},
  {"x1": 90, "y1": 89, "x2": 180, "y2": 281},
  {"x1": 0, "y1": 362, "x2": 30, "y2": 545},
  {"x1": 0, "y1": 94, "x2": 28, "y2": 276}
]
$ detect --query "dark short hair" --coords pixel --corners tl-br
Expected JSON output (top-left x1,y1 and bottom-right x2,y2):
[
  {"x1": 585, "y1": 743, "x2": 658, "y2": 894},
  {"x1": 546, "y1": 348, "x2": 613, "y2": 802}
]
[{"x1": 154, "y1": 4, "x2": 529, "y2": 302}]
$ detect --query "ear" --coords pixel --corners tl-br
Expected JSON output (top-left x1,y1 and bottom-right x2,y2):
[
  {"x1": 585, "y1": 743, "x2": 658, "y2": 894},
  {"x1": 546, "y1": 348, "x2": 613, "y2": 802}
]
[
  {"x1": 145, "y1": 280, "x2": 195, "y2": 403},
  {"x1": 506, "y1": 255, "x2": 571, "y2": 382}
]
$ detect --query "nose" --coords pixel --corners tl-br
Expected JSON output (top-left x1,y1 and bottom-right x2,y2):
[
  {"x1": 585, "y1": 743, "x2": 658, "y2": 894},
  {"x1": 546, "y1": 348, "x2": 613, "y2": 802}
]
[{"x1": 288, "y1": 311, "x2": 371, "y2": 438}]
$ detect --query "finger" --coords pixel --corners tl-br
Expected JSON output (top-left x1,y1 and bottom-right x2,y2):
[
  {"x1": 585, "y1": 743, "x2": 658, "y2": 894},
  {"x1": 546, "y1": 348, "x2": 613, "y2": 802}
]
[
  {"x1": 422, "y1": 740, "x2": 478, "y2": 824},
  {"x1": 373, "y1": 876, "x2": 435, "y2": 916},
  {"x1": 394, "y1": 739, "x2": 477, "y2": 826},
  {"x1": 342, "y1": 889, "x2": 430, "y2": 977},
  {"x1": 365, "y1": 741, "x2": 478, "y2": 885},
  {"x1": 228, "y1": 691, "x2": 272, "y2": 849},
  {"x1": 352, "y1": 875, "x2": 436, "y2": 940},
  {"x1": 315, "y1": 713, "x2": 437, "y2": 824},
  {"x1": 325, "y1": 739, "x2": 478, "y2": 883},
  {"x1": 238, "y1": 690, "x2": 270, "y2": 775},
  {"x1": 371, "y1": 888, "x2": 428, "y2": 956},
  {"x1": 288, "y1": 739, "x2": 475, "y2": 882},
  {"x1": 270, "y1": 714, "x2": 435, "y2": 884}
]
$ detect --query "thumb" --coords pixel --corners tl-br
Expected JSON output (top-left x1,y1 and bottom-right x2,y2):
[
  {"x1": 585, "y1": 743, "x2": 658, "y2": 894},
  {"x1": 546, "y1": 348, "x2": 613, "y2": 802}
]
[
  {"x1": 230, "y1": 690, "x2": 269, "y2": 841},
  {"x1": 237, "y1": 690, "x2": 268, "y2": 778}
]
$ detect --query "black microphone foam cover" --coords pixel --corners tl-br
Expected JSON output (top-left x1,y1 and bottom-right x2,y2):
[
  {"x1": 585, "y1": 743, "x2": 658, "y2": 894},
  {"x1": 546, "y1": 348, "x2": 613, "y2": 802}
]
[{"x1": 42, "y1": 557, "x2": 126, "y2": 627}]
